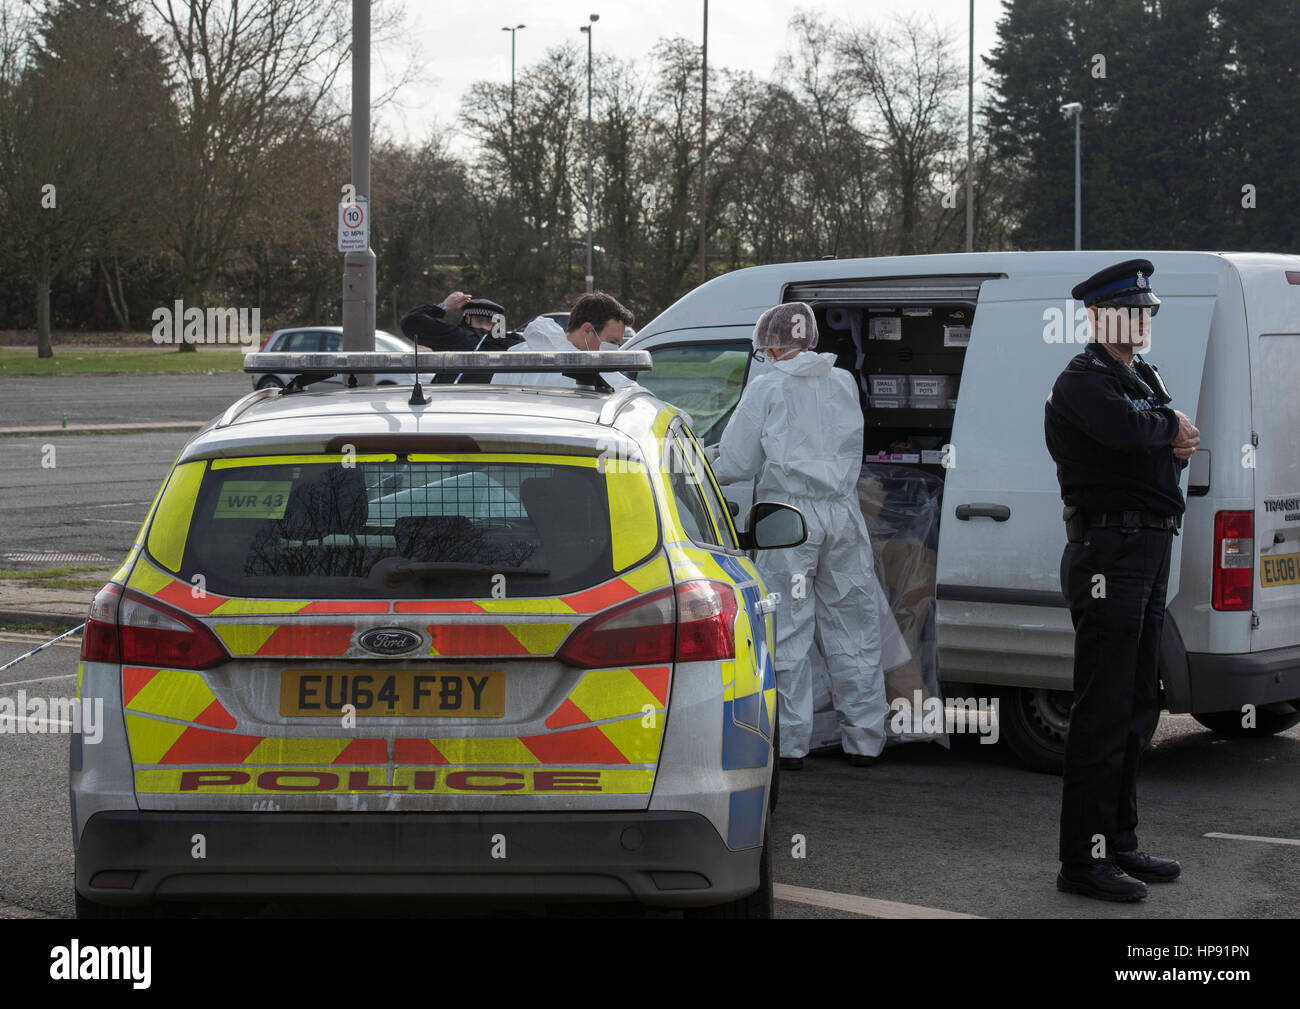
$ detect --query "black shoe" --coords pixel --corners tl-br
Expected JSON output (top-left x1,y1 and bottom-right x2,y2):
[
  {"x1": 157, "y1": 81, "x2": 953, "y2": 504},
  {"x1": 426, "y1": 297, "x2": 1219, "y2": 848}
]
[
  {"x1": 1056, "y1": 861, "x2": 1148, "y2": 902},
  {"x1": 848, "y1": 754, "x2": 875, "y2": 767},
  {"x1": 1114, "y1": 850, "x2": 1181, "y2": 883},
  {"x1": 779, "y1": 757, "x2": 803, "y2": 770}
]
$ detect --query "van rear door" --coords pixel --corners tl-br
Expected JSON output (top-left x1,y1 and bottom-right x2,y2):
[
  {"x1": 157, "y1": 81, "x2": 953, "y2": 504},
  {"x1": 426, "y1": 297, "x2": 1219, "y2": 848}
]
[
  {"x1": 1237, "y1": 256, "x2": 1300, "y2": 653},
  {"x1": 935, "y1": 271, "x2": 1216, "y2": 688}
]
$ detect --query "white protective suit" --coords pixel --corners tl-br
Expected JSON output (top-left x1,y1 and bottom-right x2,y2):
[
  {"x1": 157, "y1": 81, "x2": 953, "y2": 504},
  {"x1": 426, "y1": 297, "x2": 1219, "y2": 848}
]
[
  {"x1": 491, "y1": 316, "x2": 636, "y2": 389},
  {"x1": 713, "y1": 349, "x2": 887, "y2": 758}
]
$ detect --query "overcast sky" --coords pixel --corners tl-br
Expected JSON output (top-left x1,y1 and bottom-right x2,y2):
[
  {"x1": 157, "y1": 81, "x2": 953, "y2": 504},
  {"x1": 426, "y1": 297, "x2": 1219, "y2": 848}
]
[{"x1": 375, "y1": 0, "x2": 1006, "y2": 145}]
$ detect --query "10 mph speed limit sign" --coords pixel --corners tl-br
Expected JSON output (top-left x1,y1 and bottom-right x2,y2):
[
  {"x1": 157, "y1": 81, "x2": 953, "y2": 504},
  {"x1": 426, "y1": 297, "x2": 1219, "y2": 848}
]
[{"x1": 338, "y1": 196, "x2": 369, "y2": 252}]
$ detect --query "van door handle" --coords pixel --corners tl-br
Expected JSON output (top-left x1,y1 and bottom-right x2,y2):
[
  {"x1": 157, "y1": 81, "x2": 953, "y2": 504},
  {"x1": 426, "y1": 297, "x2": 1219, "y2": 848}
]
[
  {"x1": 956, "y1": 503, "x2": 1011, "y2": 521},
  {"x1": 757, "y1": 594, "x2": 780, "y2": 613}
]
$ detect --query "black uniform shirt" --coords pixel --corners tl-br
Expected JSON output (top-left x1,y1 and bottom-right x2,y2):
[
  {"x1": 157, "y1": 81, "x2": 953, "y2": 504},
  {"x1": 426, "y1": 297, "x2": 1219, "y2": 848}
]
[
  {"x1": 399, "y1": 304, "x2": 523, "y2": 384},
  {"x1": 1044, "y1": 341, "x2": 1188, "y2": 516}
]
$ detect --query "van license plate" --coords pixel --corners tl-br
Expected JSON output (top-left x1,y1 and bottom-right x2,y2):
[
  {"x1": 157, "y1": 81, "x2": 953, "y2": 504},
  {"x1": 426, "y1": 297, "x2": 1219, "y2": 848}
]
[
  {"x1": 280, "y1": 671, "x2": 505, "y2": 717},
  {"x1": 1260, "y1": 553, "x2": 1300, "y2": 588}
]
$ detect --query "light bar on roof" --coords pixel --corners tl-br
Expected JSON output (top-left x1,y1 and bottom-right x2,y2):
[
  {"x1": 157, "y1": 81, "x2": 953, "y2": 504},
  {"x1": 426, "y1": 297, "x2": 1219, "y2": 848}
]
[{"x1": 242, "y1": 350, "x2": 653, "y2": 375}]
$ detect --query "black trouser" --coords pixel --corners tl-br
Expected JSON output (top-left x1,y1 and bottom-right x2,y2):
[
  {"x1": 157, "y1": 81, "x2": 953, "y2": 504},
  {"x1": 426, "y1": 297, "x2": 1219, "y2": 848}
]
[{"x1": 1058, "y1": 527, "x2": 1172, "y2": 864}]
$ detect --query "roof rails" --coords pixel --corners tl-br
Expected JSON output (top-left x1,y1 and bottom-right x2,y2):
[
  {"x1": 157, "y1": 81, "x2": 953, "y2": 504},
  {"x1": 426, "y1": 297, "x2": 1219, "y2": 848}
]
[
  {"x1": 242, "y1": 350, "x2": 653, "y2": 403},
  {"x1": 215, "y1": 385, "x2": 282, "y2": 428}
]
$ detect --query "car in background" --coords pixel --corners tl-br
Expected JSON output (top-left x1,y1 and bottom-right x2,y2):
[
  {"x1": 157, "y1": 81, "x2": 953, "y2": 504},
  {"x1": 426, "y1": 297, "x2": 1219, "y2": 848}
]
[{"x1": 251, "y1": 327, "x2": 429, "y2": 390}]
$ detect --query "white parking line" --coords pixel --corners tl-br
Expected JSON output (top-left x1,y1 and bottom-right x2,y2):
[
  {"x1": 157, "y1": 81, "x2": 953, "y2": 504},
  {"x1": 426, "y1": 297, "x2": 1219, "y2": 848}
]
[
  {"x1": 85, "y1": 518, "x2": 139, "y2": 525},
  {"x1": 775, "y1": 883, "x2": 982, "y2": 919},
  {"x1": 1204, "y1": 831, "x2": 1300, "y2": 848},
  {"x1": 10, "y1": 717, "x2": 74, "y2": 731},
  {"x1": 0, "y1": 634, "x2": 80, "y2": 647},
  {"x1": 0, "y1": 673, "x2": 77, "y2": 688}
]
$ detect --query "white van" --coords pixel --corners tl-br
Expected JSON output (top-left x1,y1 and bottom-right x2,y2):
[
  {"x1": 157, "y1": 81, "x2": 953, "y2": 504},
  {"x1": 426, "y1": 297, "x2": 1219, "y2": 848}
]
[{"x1": 626, "y1": 251, "x2": 1300, "y2": 772}]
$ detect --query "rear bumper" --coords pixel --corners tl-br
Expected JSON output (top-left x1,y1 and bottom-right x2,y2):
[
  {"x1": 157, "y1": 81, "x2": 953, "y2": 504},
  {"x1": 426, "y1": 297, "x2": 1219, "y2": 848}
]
[
  {"x1": 75, "y1": 809, "x2": 759, "y2": 909},
  {"x1": 1187, "y1": 643, "x2": 1300, "y2": 713}
]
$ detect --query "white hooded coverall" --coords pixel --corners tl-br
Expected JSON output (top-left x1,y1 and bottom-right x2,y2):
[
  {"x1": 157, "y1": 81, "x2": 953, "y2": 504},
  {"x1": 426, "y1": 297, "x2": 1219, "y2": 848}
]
[
  {"x1": 490, "y1": 316, "x2": 636, "y2": 389},
  {"x1": 713, "y1": 350, "x2": 887, "y2": 758}
]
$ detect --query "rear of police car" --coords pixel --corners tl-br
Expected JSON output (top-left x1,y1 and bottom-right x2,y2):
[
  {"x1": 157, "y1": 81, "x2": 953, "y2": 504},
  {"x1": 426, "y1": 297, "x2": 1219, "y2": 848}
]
[{"x1": 71, "y1": 370, "x2": 771, "y2": 916}]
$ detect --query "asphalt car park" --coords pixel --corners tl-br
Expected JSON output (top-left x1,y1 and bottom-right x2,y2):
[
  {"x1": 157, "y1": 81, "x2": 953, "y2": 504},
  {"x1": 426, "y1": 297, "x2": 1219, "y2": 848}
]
[{"x1": 1, "y1": 628, "x2": 1297, "y2": 919}]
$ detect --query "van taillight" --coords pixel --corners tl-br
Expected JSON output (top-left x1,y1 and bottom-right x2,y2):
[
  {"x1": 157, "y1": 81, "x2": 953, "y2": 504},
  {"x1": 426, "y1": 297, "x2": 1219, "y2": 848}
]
[
  {"x1": 80, "y1": 585, "x2": 228, "y2": 669},
  {"x1": 1213, "y1": 511, "x2": 1254, "y2": 611},
  {"x1": 556, "y1": 580, "x2": 738, "y2": 668}
]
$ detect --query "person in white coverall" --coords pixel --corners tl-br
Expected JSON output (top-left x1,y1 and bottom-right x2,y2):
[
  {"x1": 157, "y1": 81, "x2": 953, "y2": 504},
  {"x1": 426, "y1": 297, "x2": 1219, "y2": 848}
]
[
  {"x1": 492, "y1": 291, "x2": 636, "y2": 389},
  {"x1": 711, "y1": 302, "x2": 887, "y2": 769}
]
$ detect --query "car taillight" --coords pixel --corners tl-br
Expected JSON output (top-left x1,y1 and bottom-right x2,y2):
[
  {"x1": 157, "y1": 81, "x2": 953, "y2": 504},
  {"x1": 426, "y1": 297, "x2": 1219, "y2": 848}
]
[
  {"x1": 556, "y1": 580, "x2": 739, "y2": 668},
  {"x1": 1213, "y1": 511, "x2": 1254, "y2": 611},
  {"x1": 675, "y1": 580, "x2": 739, "y2": 662},
  {"x1": 80, "y1": 585, "x2": 228, "y2": 669},
  {"x1": 81, "y1": 583, "x2": 122, "y2": 663}
]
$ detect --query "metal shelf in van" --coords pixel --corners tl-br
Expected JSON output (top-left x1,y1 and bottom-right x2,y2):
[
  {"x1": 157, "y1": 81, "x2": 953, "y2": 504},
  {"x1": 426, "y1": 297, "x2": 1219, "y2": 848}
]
[{"x1": 864, "y1": 407, "x2": 954, "y2": 429}]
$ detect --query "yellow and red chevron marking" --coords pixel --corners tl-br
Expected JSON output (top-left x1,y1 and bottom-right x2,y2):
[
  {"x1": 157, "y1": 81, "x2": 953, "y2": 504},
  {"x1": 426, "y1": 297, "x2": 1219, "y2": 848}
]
[
  {"x1": 424, "y1": 622, "x2": 572, "y2": 657},
  {"x1": 125, "y1": 553, "x2": 671, "y2": 621},
  {"x1": 123, "y1": 666, "x2": 237, "y2": 729},
  {"x1": 208, "y1": 623, "x2": 356, "y2": 657},
  {"x1": 128, "y1": 559, "x2": 390, "y2": 617},
  {"x1": 125, "y1": 712, "x2": 389, "y2": 767},
  {"x1": 391, "y1": 665, "x2": 670, "y2": 767},
  {"x1": 545, "y1": 666, "x2": 669, "y2": 727}
]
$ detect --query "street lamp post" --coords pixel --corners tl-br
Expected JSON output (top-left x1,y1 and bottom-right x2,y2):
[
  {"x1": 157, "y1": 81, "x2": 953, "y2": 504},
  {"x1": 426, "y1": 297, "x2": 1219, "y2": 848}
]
[
  {"x1": 1061, "y1": 101, "x2": 1082, "y2": 250},
  {"x1": 699, "y1": 0, "x2": 708, "y2": 284},
  {"x1": 580, "y1": 15, "x2": 598, "y2": 293},
  {"x1": 966, "y1": 0, "x2": 973, "y2": 252},
  {"x1": 342, "y1": 0, "x2": 376, "y2": 360},
  {"x1": 501, "y1": 24, "x2": 525, "y2": 121},
  {"x1": 502, "y1": 23, "x2": 525, "y2": 195}
]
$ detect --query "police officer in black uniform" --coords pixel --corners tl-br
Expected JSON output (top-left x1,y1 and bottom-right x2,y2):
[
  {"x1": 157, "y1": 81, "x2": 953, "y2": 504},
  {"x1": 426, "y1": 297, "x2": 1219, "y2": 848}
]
[
  {"x1": 400, "y1": 292, "x2": 522, "y2": 383},
  {"x1": 1044, "y1": 259, "x2": 1201, "y2": 902}
]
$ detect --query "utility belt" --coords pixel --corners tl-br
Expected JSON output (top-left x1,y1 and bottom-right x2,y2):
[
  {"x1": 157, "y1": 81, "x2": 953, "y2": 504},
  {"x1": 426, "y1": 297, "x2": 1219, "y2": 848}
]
[{"x1": 1064, "y1": 506, "x2": 1180, "y2": 543}]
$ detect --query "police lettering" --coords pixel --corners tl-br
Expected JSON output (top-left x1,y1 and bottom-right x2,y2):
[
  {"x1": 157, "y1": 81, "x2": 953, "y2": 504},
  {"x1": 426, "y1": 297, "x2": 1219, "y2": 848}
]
[{"x1": 174, "y1": 768, "x2": 606, "y2": 793}]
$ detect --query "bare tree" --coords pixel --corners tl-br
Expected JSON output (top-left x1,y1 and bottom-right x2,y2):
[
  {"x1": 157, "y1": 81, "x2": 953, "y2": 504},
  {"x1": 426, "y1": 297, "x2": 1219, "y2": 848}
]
[
  {"x1": 146, "y1": 0, "x2": 410, "y2": 349},
  {"x1": 838, "y1": 16, "x2": 964, "y2": 255},
  {"x1": 0, "y1": 0, "x2": 175, "y2": 357}
]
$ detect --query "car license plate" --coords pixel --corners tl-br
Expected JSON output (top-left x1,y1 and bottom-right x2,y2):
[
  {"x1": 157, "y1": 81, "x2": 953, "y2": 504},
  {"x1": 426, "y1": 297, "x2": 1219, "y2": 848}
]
[
  {"x1": 1260, "y1": 553, "x2": 1300, "y2": 588},
  {"x1": 280, "y1": 671, "x2": 505, "y2": 717}
]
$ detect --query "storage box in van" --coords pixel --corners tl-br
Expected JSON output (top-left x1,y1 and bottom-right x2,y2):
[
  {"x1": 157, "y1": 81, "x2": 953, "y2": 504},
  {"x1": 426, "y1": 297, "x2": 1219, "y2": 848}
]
[{"x1": 628, "y1": 251, "x2": 1300, "y2": 773}]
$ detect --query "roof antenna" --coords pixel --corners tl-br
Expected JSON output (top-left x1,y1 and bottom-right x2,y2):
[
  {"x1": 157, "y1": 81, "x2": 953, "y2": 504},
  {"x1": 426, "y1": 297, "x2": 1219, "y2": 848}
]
[{"x1": 409, "y1": 338, "x2": 427, "y2": 405}]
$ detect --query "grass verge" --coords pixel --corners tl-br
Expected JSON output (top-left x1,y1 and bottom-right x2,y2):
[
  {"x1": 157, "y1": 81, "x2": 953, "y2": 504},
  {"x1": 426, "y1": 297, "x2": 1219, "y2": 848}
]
[
  {"x1": 0, "y1": 348, "x2": 246, "y2": 376},
  {"x1": 0, "y1": 565, "x2": 112, "y2": 591}
]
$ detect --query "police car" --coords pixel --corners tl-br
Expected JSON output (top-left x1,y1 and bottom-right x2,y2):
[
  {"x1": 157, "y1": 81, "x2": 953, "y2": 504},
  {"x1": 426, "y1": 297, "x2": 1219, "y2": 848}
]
[{"x1": 71, "y1": 350, "x2": 802, "y2": 917}]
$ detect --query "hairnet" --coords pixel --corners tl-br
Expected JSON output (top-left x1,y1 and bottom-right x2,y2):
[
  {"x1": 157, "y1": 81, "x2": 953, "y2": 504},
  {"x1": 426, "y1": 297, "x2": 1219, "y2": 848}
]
[{"x1": 753, "y1": 302, "x2": 819, "y2": 353}]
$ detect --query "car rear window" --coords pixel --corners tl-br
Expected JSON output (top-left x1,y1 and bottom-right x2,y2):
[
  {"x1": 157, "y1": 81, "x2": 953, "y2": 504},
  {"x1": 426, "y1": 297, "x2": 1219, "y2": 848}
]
[{"x1": 163, "y1": 454, "x2": 656, "y2": 599}]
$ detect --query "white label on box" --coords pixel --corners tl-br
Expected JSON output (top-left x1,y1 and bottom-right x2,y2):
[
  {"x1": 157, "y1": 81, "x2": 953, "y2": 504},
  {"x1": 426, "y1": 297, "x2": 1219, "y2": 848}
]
[
  {"x1": 943, "y1": 325, "x2": 970, "y2": 347},
  {"x1": 869, "y1": 316, "x2": 902, "y2": 341}
]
